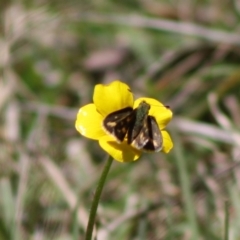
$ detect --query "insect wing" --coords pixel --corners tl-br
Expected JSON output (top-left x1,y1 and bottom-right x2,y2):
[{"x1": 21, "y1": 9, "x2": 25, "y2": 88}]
[
  {"x1": 131, "y1": 116, "x2": 162, "y2": 152},
  {"x1": 129, "y1": 116, "x2": 149, "y2": 148},
  {"x1": 143, "y1": 116, "x2": 162, "y2": 152},
  {"x1": 103, "y1": 107, "x2": 134, "y2": 142}
]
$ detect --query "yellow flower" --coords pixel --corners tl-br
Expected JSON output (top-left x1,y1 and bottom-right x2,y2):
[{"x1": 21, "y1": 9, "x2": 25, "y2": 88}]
[{"x1": 75, "y1": 81, "x2": 173, "y2": 162}]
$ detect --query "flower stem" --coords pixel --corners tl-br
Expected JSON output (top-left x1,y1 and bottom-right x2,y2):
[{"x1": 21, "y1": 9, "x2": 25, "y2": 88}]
[{"x1": 85, "y1": 155, "x2": 113, "y2": 240}]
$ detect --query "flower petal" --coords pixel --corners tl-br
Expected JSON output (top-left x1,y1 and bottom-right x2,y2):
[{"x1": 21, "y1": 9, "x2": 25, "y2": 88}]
[
  {"x1": 93, "y1": 80, "x2": 134, "y2": 117},
  {"x1": 134, "y1": 97, "x2": 173, "y2": 129},
  {"x1": 161, "y1": 130, "x2": 173, "y2": 153},
  {"x1": 75, "y1": 104, "x2": 106, "y2": 140},
  {"x1": 99, "y1": 135, "x2": 142, "y2": 162}
]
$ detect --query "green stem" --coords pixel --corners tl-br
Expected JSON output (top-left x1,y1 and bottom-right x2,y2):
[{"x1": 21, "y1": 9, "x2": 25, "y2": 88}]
[
  {"x1": 85, "y1": 155, "x2": 113, "y2": 240},
  {"x1": 224, "y1": 200, "x2": 229, "y2": 240},
  {"x1": 172, "y1": 131, "x2": 200, "y2": 239}
]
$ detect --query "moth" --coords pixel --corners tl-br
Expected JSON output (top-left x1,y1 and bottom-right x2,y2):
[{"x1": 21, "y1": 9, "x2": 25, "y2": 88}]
[{"x1": 102, "y1": 101, "x2": 163, "y2": 152}]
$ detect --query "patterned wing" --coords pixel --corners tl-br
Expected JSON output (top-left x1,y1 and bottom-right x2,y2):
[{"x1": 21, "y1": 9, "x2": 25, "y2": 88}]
[
  {"x1": 129, "y1": 116, "x2": 149, "y2": 149},
  {"x1": 131, "y1": 116, "x2": 162, "y2": 152},
  {"x1": 102, "y1": 107, "x2": 134, "y2": 142},
  {"x1": 143, "y1": 116, "x2": 162, "y2": 152}
]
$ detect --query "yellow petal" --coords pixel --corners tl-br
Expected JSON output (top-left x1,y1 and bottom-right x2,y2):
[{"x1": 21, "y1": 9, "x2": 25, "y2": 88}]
[
  {"x1": 75, "y1": 104, "x2": 106, "y2": 140},
  {"x1": 161, "y1": 130, "x2": 173, "y2": 153},
  {"x1": 99, "y1": 135, "x2": 142, "y2": 162},
  {"x1": 134, "y1": 97, "x2": 173, "y2": 130},
  {"x1": 93, "y1": 80, "x2": 134, "y2": 117}
]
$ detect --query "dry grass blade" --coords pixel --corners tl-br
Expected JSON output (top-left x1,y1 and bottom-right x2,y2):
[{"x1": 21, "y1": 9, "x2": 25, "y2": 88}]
[
  {"x1": 172, "y1": 117, "x2": 240, "y2": 146},
  {"x1": 39, "y1": 155, "x2": 88, "y2": 230},
  {"x1": 78, "y1": 13, "x2": 240, "y2": 45}
]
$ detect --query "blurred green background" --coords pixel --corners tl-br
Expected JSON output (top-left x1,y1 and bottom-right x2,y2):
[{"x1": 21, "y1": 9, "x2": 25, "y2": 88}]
[{"x1": 1, "y1": 0, "x2": 240, "y2": 239}]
